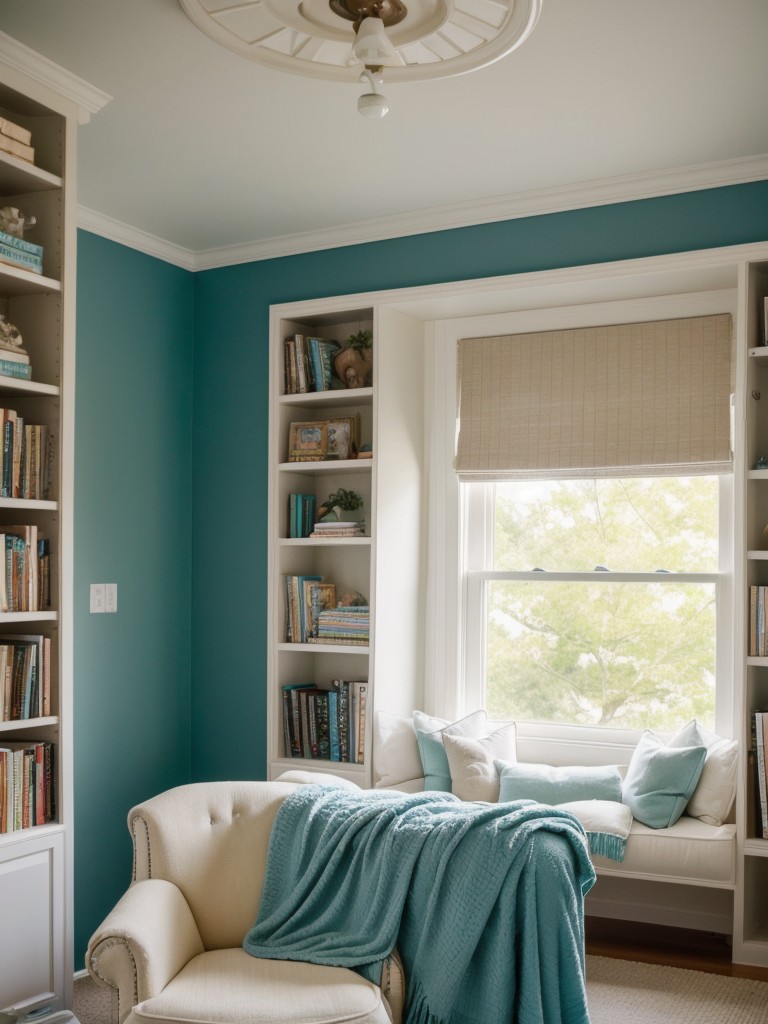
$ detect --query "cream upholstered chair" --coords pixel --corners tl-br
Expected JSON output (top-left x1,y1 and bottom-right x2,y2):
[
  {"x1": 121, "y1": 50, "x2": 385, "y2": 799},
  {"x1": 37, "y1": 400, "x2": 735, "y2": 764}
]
[{"x1": 86, "y1": 781, "x2": 404, "y2": 1024}]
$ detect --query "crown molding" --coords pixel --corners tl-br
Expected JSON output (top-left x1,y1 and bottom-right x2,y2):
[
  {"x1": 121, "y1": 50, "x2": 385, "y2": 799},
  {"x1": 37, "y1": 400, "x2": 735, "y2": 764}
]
[
  {"x1": 77, "y1": 206, "x2": 197, "y2": 270},
  {"x1": 77, "y1": 154, "x2": 768, "y2": 271},
  {"x1": 0, "y1": 31, "x2": 112, "y2": 124}
]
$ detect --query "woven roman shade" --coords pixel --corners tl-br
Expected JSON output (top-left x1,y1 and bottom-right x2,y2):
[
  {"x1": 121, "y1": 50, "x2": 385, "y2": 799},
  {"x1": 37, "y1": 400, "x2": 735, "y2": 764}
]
[{"x1": 455, "y1": 313, "x2": 733, "y2": 480}]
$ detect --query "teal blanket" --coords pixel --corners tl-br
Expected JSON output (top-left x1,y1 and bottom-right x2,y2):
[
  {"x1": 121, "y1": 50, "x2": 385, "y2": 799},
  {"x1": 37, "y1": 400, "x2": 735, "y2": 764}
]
[{"x1": 243, "y1": 785, "x2": 595, "y2": 1024}]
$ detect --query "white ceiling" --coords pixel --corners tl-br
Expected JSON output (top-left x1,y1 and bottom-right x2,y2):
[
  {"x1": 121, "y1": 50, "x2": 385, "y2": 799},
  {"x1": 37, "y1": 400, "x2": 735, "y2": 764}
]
[{"x1": 0, "y1": 0, "x2": 767, "y2": 265}]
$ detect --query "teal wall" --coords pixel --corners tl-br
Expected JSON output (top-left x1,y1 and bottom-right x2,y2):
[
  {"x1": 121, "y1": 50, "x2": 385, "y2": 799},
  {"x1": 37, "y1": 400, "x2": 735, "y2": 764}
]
[
  {"x1": 74, "y1": 231, "x2": 194, "y2": 961},
  {"x1": 75, "y1": 180, "x2": 768, "y2": 960}
]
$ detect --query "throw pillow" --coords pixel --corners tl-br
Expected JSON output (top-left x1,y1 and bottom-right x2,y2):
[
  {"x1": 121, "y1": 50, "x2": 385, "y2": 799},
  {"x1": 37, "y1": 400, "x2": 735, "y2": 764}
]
[
  {"x1": 442, "y1": 723, "x2": 518, "y2": 801},
  {"x1": 413, "y1": 709, "x2": 488, "y2": 791},
  {"x1": 556, "y1": 799, "x2": 632, "y2": 861},
  {"x1": 622, "y1": 730, "x2": 707, "y2": 829},
  {"x1": 496, "y1": 760, "x2": 623, "y2": 805},
  {"x1": 668, "y1": 720, "x2": 737, "y2": 826},
  {"x1": 372, "y1": 710, "x2": 424, "y2": 788}
]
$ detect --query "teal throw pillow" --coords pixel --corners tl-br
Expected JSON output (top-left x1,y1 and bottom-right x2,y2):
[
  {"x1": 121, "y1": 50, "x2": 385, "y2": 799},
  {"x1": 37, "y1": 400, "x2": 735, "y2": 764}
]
[
  {"x1": 495, "y1": 760, "x2": 622, "y2": 805},
  {"x1": 413, "y1": 709, "x2": 488, "y2": 792},
  {"x1": 622, "y1": 730, "x2": 707, "y2": 829}
]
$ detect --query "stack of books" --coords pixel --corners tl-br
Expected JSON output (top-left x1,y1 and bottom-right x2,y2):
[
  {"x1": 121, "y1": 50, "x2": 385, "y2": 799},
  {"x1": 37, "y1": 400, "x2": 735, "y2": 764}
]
[
  {"x1": 0, "y1": 740, "x2": 55, "y2": 832},
  {"x1": 281, "y1": 679, "x2": 367, "y2": 764},
  {"x1": 307, "y1": 605, "x2": 370, "y2": 646},
  {"x1": 0, "y1": 227, "x2": 43, "y2": 276},
  {"x1": 310, "y1": 518, "x2": 366, "y2": 538},
  {"x1": 0, "y1": 114, "x2": 34, "y2": 165},
  {"x1": 749, "y1": 586, "x2": 768, "y2": 656}
]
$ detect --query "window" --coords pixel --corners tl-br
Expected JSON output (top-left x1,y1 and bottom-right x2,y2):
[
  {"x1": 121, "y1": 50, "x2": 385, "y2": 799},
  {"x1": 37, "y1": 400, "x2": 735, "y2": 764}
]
[{"x1": 462, "y1": 475, "x2": 730, "y2": 733}]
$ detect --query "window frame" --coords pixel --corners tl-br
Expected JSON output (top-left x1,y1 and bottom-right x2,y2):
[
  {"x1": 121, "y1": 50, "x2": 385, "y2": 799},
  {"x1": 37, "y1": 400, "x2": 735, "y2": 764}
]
[
  {"x1": 423, "y1": 293, "x2": 736, "y2": 748},
  {"x1": 461, "y1": 478, "x2": 733, "y2": 737}
]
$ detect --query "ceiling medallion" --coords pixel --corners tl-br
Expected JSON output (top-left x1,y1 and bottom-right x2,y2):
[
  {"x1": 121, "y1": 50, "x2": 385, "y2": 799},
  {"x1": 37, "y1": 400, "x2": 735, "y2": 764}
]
[{"x1": 179, "y1": 0, "x2": 541, "y2": 116}]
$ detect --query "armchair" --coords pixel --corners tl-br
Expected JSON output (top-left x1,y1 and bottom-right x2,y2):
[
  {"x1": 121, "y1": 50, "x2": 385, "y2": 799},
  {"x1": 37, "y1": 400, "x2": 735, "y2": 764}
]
[{"x1": 86, "y1": 781, "x2": 404, "y2": 1024}]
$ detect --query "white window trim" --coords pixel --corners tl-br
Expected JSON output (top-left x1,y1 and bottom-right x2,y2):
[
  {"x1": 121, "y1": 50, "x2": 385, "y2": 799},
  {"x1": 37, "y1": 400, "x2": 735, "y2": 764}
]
[{"x1": 424, "y1": 290, "x2": 737, "y2": 745}]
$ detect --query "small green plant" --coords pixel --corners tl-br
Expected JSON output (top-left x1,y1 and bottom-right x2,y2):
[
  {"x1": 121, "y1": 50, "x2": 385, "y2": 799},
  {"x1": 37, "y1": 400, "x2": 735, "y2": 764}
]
[
  {"x1": 326, "y1": 487, "x2": 363, "y2": 511},
  {"x1": 345, "y1": 329, "x2": 372, "y2": 351}
]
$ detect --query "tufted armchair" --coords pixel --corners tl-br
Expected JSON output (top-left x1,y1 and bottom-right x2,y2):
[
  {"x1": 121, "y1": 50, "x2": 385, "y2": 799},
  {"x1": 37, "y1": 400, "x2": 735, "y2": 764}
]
[{"x1": 86, "y1": 781, "x2": 404, "y2": 1024}]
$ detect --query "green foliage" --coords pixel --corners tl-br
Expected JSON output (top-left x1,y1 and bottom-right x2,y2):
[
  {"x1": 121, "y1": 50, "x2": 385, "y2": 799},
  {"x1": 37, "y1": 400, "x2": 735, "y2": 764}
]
[
  {"x1": 345, "y1": 330, "x2": 373, "y2": 351},
  {"x1": 326, "y1": 487, "x2": 363, "y2": 511},
  {"x1": 485, "y1": 478, "x2": 718, "y2": 730}
]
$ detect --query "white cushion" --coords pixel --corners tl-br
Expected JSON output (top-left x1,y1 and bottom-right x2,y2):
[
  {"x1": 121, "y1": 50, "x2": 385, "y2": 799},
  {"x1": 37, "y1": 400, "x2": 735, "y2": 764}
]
[
  {"x1": 275, "y1": 770, "x2": 359, "y2": 789},
  {"x1": 442, "y1": 724, "x2": 517, "y2": 801},
  {"x1": 592, "y1": 816, "x2": 736, "y2": 885},
  {"x1": 372, "y1": 711, "x2": 423, "y2": 788},
  {"x1": 668, "y1": 720, "x2": 738, "y2": 826},
  {"x1": 127, "y1": 948, "x2": 392, "y2": 1024},
  {"x1": 557, "y1": 800, "x2": 633, "y2": 861},
  {"x1": 413, "y1": 709, "x2": 489, "y2": 791}
]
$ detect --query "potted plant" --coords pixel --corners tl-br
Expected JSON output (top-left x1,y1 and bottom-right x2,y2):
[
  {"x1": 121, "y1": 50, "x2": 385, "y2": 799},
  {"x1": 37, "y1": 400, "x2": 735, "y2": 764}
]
[
  {"x1": 333, "y1": 330, "x2": 373, "y2": 389},
  {"x1": 317, "y1": 488, "x2": 364, "y2": 521}
]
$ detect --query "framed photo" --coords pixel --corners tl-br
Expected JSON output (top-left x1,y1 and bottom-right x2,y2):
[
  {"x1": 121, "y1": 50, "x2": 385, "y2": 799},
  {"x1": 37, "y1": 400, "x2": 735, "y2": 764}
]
[
  {"x1": 288, "y1": 421, "x2": 328, "y2": 462},
  {"x1": 325, "y1": 416, "x2": 359, "y2": 460}
]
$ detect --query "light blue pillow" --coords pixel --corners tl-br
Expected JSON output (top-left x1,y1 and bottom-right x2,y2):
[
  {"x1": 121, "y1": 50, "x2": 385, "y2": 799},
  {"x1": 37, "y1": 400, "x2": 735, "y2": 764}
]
[
  {"x1": 413, "y1": 710, "x2": 488, "y2": 791},
  {"x1": 495, "y1": 760, "x2": 623, "y2": 805},
  {"x1": 621, "y1": 730, "x2": 707, "y2": 829}
]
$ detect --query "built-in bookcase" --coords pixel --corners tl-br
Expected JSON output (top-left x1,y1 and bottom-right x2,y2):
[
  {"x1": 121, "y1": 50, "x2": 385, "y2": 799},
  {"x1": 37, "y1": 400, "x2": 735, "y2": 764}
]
[
  {"x1": 0, "y1": 57, "x2": 84, "y2": 1021},
  {"x1": 738, "y1": 258, "x2": 768, "y2": 963},
  {"x1": 267, "y1": 300, "x2": 426, "y2": 786}
]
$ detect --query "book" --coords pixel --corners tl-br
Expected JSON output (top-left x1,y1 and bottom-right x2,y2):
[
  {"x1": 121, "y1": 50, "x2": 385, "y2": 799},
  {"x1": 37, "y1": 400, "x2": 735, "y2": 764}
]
[
  {"x1": 0, "y1": 242, "x2": 42, "y2": 273},
  {"x1": 755, "y1": 712, "x2": 768, "y2": 839},
  {"x1": 307, "y1": 337, "x2": 341, "y2": 392},
  {"x1": 0, "y1": 229, "x2": 43, "y2": 259},
  {"x1": 281, "y1": 683, "x2": 314, "y2": 757},
  {"x1": 0, "y1": 359, "x2": 31, "y2": 380},
  {"x1": 0, "y1": 115, "x2": 32, "y2": 147},
  {"x1": 0, "y1": 133, "x2": 34, "y2": 163},
  {"x1": 302, "y1": 580, "x2": 336, "y2": 640}
]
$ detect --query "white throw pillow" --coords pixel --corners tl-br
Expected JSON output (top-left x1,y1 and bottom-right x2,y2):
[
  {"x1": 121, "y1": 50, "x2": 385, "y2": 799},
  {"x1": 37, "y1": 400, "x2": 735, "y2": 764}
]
[
  {"x1": 443, "y1": 723, "x2": 518, "y2": 802},
  {"x1": 669, "y1": 720, "x2": 738, "y2": 826},
  {"x1": 413, "y1": 709, "x2": 489, "y2": 791},
  {"x1": 373, "y1": 710, "x2": 425, "y2": 788}
]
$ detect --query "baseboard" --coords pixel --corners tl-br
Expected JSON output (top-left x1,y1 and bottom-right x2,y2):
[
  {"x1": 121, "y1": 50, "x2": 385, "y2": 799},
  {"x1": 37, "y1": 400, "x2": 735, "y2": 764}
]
[{"x1": 586, "y1": 878, "x2": 733, "y2": 935}]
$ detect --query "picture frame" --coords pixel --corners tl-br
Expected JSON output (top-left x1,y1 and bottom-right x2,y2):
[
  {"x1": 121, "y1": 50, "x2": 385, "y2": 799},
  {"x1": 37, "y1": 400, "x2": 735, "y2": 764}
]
[{"x1": 288, "y1": 421, "x2": 328, "y2": 462}]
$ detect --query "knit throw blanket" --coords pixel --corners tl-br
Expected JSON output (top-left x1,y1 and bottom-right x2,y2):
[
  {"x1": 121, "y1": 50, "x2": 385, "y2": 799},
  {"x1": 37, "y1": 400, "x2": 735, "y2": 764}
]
[{"x1": 243, "y1": 785, "x2": 596, "y2": 1024}]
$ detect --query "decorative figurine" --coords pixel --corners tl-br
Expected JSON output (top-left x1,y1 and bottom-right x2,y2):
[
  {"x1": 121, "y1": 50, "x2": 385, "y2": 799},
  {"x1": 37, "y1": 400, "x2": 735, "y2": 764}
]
[
  {"x1": 0, "y1": 313, "x2": 23, "y2": 347},
  {"x1": 755, "y1": 455, "x2": 768, "y2": 470},
  {"x1": 333, "y1": 330, "x2": 373, "y2": 389},
  {"x1": 0, "y1": 205, "x2": 36, "y2": 238}
]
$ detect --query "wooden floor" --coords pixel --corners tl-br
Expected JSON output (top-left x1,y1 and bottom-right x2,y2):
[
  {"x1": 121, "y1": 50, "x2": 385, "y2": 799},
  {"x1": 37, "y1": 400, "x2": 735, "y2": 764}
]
[{"x1": 585, "y1": 918, "x2": 768, "y2": 982}]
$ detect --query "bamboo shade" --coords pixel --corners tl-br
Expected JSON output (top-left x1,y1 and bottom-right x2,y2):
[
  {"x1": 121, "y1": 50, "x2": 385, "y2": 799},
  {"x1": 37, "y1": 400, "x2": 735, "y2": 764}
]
[{"x1": 455, "y1": 314, "x2": 733, "y2": 480}]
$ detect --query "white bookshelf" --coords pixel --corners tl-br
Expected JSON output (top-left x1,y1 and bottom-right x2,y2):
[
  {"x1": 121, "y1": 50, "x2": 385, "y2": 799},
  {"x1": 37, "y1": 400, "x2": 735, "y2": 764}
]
[
  {"x1": 267, "y1": 302, "x2": 425, "y2": 785},
  {"x1": 0, "y1": 54, "x2": 95, "y2": 1022}
]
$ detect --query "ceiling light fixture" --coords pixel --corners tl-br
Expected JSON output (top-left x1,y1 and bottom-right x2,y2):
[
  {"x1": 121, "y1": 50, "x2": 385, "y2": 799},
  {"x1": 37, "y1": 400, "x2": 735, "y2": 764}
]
[{"x1": 179, "y1": 0, "x2": 542, "y2": 118}]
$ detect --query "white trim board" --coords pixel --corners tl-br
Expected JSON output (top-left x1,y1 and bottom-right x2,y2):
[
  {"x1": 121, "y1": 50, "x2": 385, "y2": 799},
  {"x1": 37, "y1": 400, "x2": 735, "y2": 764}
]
[{"x1": 77, "y1": 154, "x2": 768, "y2": 272}]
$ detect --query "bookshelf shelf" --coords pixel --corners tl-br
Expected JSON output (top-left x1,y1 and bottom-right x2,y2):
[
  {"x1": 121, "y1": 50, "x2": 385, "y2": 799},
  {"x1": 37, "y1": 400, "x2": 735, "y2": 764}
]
[{"x1": 277, "y1": 642, "x2": 371, "y2": 655}]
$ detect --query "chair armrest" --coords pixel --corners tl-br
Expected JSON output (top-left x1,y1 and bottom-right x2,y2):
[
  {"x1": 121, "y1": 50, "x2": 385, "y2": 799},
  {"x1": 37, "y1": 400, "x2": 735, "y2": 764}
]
[
  {"x1": 380, "y1": 948, "x2": 405, "y2": 1024},
  {"x1": 87, "y1": 878, "x2": 205, "y2": 1024}
]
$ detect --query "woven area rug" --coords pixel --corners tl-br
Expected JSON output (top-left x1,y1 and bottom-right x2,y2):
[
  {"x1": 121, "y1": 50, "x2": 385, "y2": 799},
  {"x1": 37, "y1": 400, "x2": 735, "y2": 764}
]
[
  {"x1": 74, "y1": 956, "x2": 768, "y2": 1023},
  {"x1": 586, "y1": 956, "x2": 768, "y2": 1024}
]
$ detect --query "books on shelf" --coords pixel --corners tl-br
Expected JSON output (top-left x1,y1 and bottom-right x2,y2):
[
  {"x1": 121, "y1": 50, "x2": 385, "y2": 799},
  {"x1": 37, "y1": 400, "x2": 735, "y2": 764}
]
[
  {"x1": 750, "y1": 586, "x2": 768, "y2": 656},
  {"x1": 281, "y1": 679, "x2": 367, "y2": 764},
  {"x1": 0, "y1": 132, "x2": 34, "y2": 165},
  {"x1": 307, "y1": 605, "x2": 370, "y2": 645},
  {"x1": 0, "y1": 527, "x2": 51, "y2": 612},
  {"x1": 0, "y1": 229, "x2": 43, "y2": 275},
  {"x1": 288, "y1": 493, "x2": 317, "y2": 538},
  {"x1": 0, "y1": 739, "x2": 55, "y2": 833},
  {"x1": 0, "y1": 115, "x2": 32, "y2": 148},
  {"x1": 310, "y1": 519, "x2": 366, "y2": 538},
  {"x1": 284, "y1": 334, "x2": 342, "y2": 394},
  {"x1": 0, "y1": 411, "x2": 50, "y2": 499},
  {"x1": 754, "y1": 711, "x2": 768, "y2": 839},
  {"x1": 0, "y1": 634, "x2": 52, "y2": 721}
]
